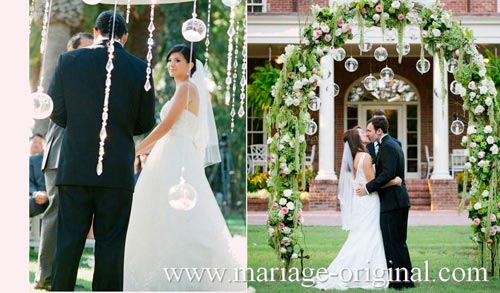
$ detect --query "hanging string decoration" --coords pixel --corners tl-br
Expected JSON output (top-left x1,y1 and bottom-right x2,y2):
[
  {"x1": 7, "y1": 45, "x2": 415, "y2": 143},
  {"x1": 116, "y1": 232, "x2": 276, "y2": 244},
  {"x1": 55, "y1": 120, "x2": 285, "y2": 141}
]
[
  {"x1": 32, "y1": 0, "x2": 54, "y2": 120},
  {"x1": 144, "y1": 0, "x2": 156, "y2": 92},
  {"x1": 238, "y1": 16, "x2": 247, "y2": 118},
  {"x1": 223, "y1": 5, "x2": 236, "y2": 106},
  {"x1": 203, "y1": 0, "x2": 212, "y2": 71}
]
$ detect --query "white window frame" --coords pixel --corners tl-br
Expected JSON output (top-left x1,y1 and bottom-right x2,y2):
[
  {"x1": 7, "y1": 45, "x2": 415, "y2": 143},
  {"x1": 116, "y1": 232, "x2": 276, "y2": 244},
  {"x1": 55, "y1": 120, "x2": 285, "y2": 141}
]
[{"x1": 247, "y1": 0, "x2": 267, "y2": 13}]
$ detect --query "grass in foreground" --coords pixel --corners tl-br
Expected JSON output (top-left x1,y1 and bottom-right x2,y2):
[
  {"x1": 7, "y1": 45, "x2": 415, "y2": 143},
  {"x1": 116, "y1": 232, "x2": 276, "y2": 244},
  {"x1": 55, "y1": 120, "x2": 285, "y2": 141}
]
[{"x1": 247, "y1": 225, "x2": 500, "y2": 292}]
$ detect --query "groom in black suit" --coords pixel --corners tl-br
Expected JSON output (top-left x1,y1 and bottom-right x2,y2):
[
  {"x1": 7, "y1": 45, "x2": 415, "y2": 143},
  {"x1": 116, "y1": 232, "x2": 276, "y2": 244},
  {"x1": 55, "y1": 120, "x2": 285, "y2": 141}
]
[
  {"x1": 356, "y1": 116, "x2": 415, "y2": 289},
  {"x1": 49, "y1": 11, "x2": 156, "y2": 291}
]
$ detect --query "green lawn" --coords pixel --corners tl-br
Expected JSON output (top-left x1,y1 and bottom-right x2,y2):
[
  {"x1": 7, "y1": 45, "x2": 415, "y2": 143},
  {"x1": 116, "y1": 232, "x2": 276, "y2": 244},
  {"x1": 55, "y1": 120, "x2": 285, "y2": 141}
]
[
  {"x1": 29, "y1": 214, "x2": 245, "y2": 290},
  {"x1": 247, "y1": 225, "x2": 500, "y2": 292}
]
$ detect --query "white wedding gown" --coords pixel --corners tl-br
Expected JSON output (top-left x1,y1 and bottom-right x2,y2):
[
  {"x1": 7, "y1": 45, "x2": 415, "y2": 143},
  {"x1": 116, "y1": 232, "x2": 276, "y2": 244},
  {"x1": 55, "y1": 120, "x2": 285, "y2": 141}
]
[
  {"x1": 314, "y1": 153, "x2": 389, "y2": 290},
  {"x1": 123, "y1": 101, "x2": 246, "y2": 291}
]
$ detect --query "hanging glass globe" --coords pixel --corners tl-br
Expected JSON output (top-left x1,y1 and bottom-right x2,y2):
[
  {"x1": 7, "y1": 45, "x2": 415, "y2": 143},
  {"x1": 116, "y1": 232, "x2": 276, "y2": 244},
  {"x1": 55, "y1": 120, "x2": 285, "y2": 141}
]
[
  {"x1": 322, "y1": 69, "x2": 332, "y2": 80},
  {"x1": 168, "y1": 176, "x2": 197, "y2": 211},
  {"x1": 450, "y1": 119, "x2": 465, "y2": 135},
  {"x1": 83, "y1": 0, "x2": 101, "y2": 4},
  {"x1": 333, "y1": 47, "x2": 346, "y2": 61},
  {"x1": 308, "y1": 97, "x2": 322, "y2": 111},
  {"x1": 447, "y1": 58, "x2": 459, "y2": 73},
  {"x1": 374, "y1": 46, "x2": 388, "y2": 62},
  {"x1": 32, "y1": 91, "x2": 54, "y2": 120},
  {"x1": 380, "y1": 66, "x2": 394, "y2": 82},
  {"x1": 333, "y1": 83, "x2": 340, "y2": 97},
  {"x1": 450, "y1": 80, "x2": 460, "y2": 95},
  {"x1": 345, "y1": 57, "x2": 358, "y2": 72},
  {"x1": 358, "y1": 41, "x2": 373, "y2": 52},
  {"x1": 305, "y1": 120, "x2": 318, "y2": 135},
  {"x1": 363, "y1": 74, "x2": 377, "y2": 91},
  {"x1": 222, "y1": 0, "x2": 241, "y2": 6},
  {"x1": 181, "y1": 17, "x2": 207, "y2": 42},
  {"x1": 396, "y1": 42, "x2": 411, "y2": 56},
  {"x1": 416, "y1": 58, "x2": 431, "y2": 74}
]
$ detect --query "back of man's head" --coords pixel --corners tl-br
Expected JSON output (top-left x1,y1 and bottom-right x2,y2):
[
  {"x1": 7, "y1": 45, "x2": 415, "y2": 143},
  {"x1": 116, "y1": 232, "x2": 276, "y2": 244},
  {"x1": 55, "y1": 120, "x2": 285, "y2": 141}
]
[
  {"x1": 373, "y1": 109, "x2": 386, "y2": 118},
  {"x1": 67, "y1": 32, "x2": 94, "y2": 51},
  {"x1": 95, "y1": 11, "x2": 128, "y2": 39}
]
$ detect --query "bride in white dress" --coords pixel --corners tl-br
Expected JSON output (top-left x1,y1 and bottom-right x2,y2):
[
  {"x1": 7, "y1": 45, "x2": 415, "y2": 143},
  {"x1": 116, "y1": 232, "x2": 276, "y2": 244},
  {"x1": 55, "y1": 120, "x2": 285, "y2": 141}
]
[
  {"x1": 123, "y1": 45, "x2": 245, "y2": 291},
  {"x1": 313, "y1": 128, "x2": 400, "y2": 290}
]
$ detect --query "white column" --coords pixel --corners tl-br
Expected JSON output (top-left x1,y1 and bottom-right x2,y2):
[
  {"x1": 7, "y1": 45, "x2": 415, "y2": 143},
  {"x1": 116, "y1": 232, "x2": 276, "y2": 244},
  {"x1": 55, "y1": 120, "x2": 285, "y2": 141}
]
[
  {"x1": 316, "y1": 55, "x2": 337, "y2": 180},
  {"x1": 431, "y1": 53, "x2": 452, "y2": 179}
]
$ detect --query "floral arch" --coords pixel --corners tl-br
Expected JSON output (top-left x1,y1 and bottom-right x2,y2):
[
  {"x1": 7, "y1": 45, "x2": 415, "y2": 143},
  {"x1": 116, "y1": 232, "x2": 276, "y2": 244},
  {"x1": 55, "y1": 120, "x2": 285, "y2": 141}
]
[{"x1": 265, "y1": 0, "x2": 500, "y2": 275}]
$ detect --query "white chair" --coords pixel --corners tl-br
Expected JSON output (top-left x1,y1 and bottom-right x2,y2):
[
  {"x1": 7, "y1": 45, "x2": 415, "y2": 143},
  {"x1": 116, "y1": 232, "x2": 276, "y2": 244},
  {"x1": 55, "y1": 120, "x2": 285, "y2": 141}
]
[
  {"x1": 425, "y1": 145, "x2": 433, "y2": 179},
  {"x1": 246, "y1": 154, "x2": 253, "y2": 174},
  {"x1": 450, "y1": 149, "x2": 467, "y2": 177},
  {"x1": 305, "y1": 145, "x2": 316, "y2": 170},
  {"x1": 249, "y1": 144, "x2": 268, "y2": 173}
]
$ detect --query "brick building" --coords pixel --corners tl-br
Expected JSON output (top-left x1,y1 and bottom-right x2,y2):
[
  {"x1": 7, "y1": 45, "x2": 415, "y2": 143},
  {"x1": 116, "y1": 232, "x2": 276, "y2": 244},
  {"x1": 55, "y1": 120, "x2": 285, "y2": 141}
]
[{"x1": 247, "y1": 0, "x2": 500, "y2": 210}]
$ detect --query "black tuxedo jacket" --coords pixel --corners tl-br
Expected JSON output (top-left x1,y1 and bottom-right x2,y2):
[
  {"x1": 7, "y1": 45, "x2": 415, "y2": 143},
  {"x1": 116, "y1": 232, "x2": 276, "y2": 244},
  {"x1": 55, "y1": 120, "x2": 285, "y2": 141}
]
[
  {"x1": 366, "y1": 135, "x2": 410, "y2": 212},
  {"x1": 49, "y1": 41, "x2": 156, "y2": 192},
  {"x1": 42, "y1": 120, "x2": 64, "y2": 171},
  {"x1": 29, "y1": 153, "x2": 48, "y2": 217},
  {"x1": 367, "y1": 137, "x2": 402, "y2": 162}
]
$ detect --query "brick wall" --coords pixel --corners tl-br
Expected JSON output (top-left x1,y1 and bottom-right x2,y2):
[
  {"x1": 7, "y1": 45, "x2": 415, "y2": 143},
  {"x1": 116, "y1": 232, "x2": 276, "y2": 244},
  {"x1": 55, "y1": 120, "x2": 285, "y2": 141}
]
[
  {"x1": 262, "y1": 0, "x2": 497, "y2": 15},
  {"x1": 309, "y1": 179, "x2": 339, "y2": 210},
  {"x1": 429, "y1": 179, "x2": 461, "y2": 210}
]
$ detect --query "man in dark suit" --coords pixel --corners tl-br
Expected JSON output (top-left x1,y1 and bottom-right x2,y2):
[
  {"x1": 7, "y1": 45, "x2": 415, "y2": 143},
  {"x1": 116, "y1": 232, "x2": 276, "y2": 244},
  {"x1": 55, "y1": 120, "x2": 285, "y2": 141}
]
[
  {"x1": 355, "y1": 116, "x2": 415, "y2": 289},
  {"x1": 48, "y1": 11, "x2": 156, "y2": 291},
  {"x1": 33, "y1": 32, "x2": 94, "y2": 291},
  {"x1": 366, "y1": 110, "x2": 402, "y2": 162},
  {"x1": 29, "y1": 152, "x2": 48, "y2": 217}
]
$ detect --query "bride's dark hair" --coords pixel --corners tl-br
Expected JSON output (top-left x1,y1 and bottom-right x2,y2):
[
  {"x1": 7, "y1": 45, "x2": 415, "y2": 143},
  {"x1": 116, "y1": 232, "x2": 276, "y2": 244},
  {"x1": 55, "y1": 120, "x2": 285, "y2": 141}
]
[
  {"x1": 343, "y1": 129, "x2": 366, "y2": 160},
  {"x1": 166, "y1": 44, "x2": 197, "y2": 76}
]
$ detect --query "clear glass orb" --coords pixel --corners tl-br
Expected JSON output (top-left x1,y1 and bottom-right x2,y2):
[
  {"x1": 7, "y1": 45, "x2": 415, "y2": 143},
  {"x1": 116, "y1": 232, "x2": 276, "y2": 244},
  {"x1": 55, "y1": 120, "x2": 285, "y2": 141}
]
[
  {"x1": 32, "y1": 91, "x2": 53, "y2": 120},
  {"x1": 450, "y1": 80, "x2": 460, "y2": 95},
  {"x1": 358, "y1": 41, "x2": 373, "y2": 52},
  {"x1": 222, "y1": 0, "x2": 242, "y2": 6},
  {"x1": 363, "y1": 74, "x2": 377, "y2": 91},
  {"x1": 333, "y1": 83, "x2": 340, "y2": 97},
  {"x1": 396, "y1": 42, "x2": 411, "y2": 56},
  {"x1": 333, "y1": 48, "x2": 346, "y2": 61},
  {"x1": 380, "y1": 66, "x2": 394, "y2": 82},
  {"x1": 168, "y1": 177, "x2": 197, "y2": 211},
  {"x1": 374, "y1": 46, "x2": 388, "y2": 62},
  {"x1": 181, "y1": 17, "x2": 207, "y2": 42},
  {"x1": 345, "y1": 57, "x2": 359, "y2": 72},
  {"x1": 416, "y1": 59, "x2": 431, "y2": 74},
  {"x1": 447, "y1": 58, "x2": 459, "y2": 73},
  {"x1": 305, "y1": 120, "x2": 318, "y2": 136},
  {"x1": 83, "y1": 0, "x2": 101, "y2": 5},
  {"x1": 322, "y1": 69, "x2": 332, "y2": 80},
  {"x1": 450, "y1": 119, "x2": 465, "y2": 135},
  {"x1": 308, "y1": 97, "x2": 322, "y2": 111}
]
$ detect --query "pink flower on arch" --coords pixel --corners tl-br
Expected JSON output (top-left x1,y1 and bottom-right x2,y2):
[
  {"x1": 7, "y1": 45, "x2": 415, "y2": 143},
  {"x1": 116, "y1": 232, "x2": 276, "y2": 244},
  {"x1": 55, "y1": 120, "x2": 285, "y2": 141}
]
[
  {"x1": 288, "y1": 72, "x2": 294, "y2": 79},
  {"x1": 375, "y1": 5, "x2": 383, "y2": 13},
  {"x1": 487, "y1": 238, "x2": 493, "y2": 244},
  {"x1": 278, "y1": 222, "x2": 285, "y2": 229},
  {"x1": 324, "y1": 34, "x2": 332, "y2": 42},
  {"x1": 398, "y1": 13, "x2": 405, "y2": 21},
  {"x1": 360, "y1": 8, "x2": 367, "y2": 15},
  {"x1": 312, "y1": 68, "x2": 318, "y2": 74},
  {"x1": 337, "y1": 19, "x2": 344, "y2": 27},
  {"x1": 272, "y1": 202, "x2": 279, "y2": 209},
  {"x1": 281, "y1": 207, "x2": 289, "y2": 215},
  {"x1": 473, "y1": 218, "x2": 481, "y2": 225}
]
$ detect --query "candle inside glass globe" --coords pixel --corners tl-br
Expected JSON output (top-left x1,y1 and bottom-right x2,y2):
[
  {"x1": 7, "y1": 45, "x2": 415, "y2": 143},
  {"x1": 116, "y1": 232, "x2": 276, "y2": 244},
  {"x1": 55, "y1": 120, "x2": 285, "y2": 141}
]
[
  {"x1": 416, "y1": 59, "x2": 431, "y2": 74},
  {"x1": 32, "y1": 91, "x2": 54, "y2": 120},
  {"x1": 363, "y1": 74, "x2": 377, "y2": 91},
  {"x1": 447, "y1": 58, "x2": 458, "y2": 73},
  {"x1": 450, "y1": 80, "x2": 460, "y2": 95},
  {"x1": 374, "y1": 46, "x2": 388, "y2": 62},
  {"x1": 333, "y1": 48, "x2": 346, "y2": 61},
  {"x1": 450, "y1": 119, "x2": 465, "y2": 135},
  {"x1": 305, "y1": 120, "x2": 318, "y2": 135},
  {"x1": 168, "y1": 177, "x2": 197, "y2": 211},
  {"x1": 380, "y1": 66, "x2": 394, "y2": 82},
  {"x1": 182, "y1": 17, "x2": 207, "y2": 42},
  {"x1": 344, "y1": 57, "x2": 358, "y2": 72},
  {"x1": 308, "y1": 97, "x2": 321, "y2": 111}
]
